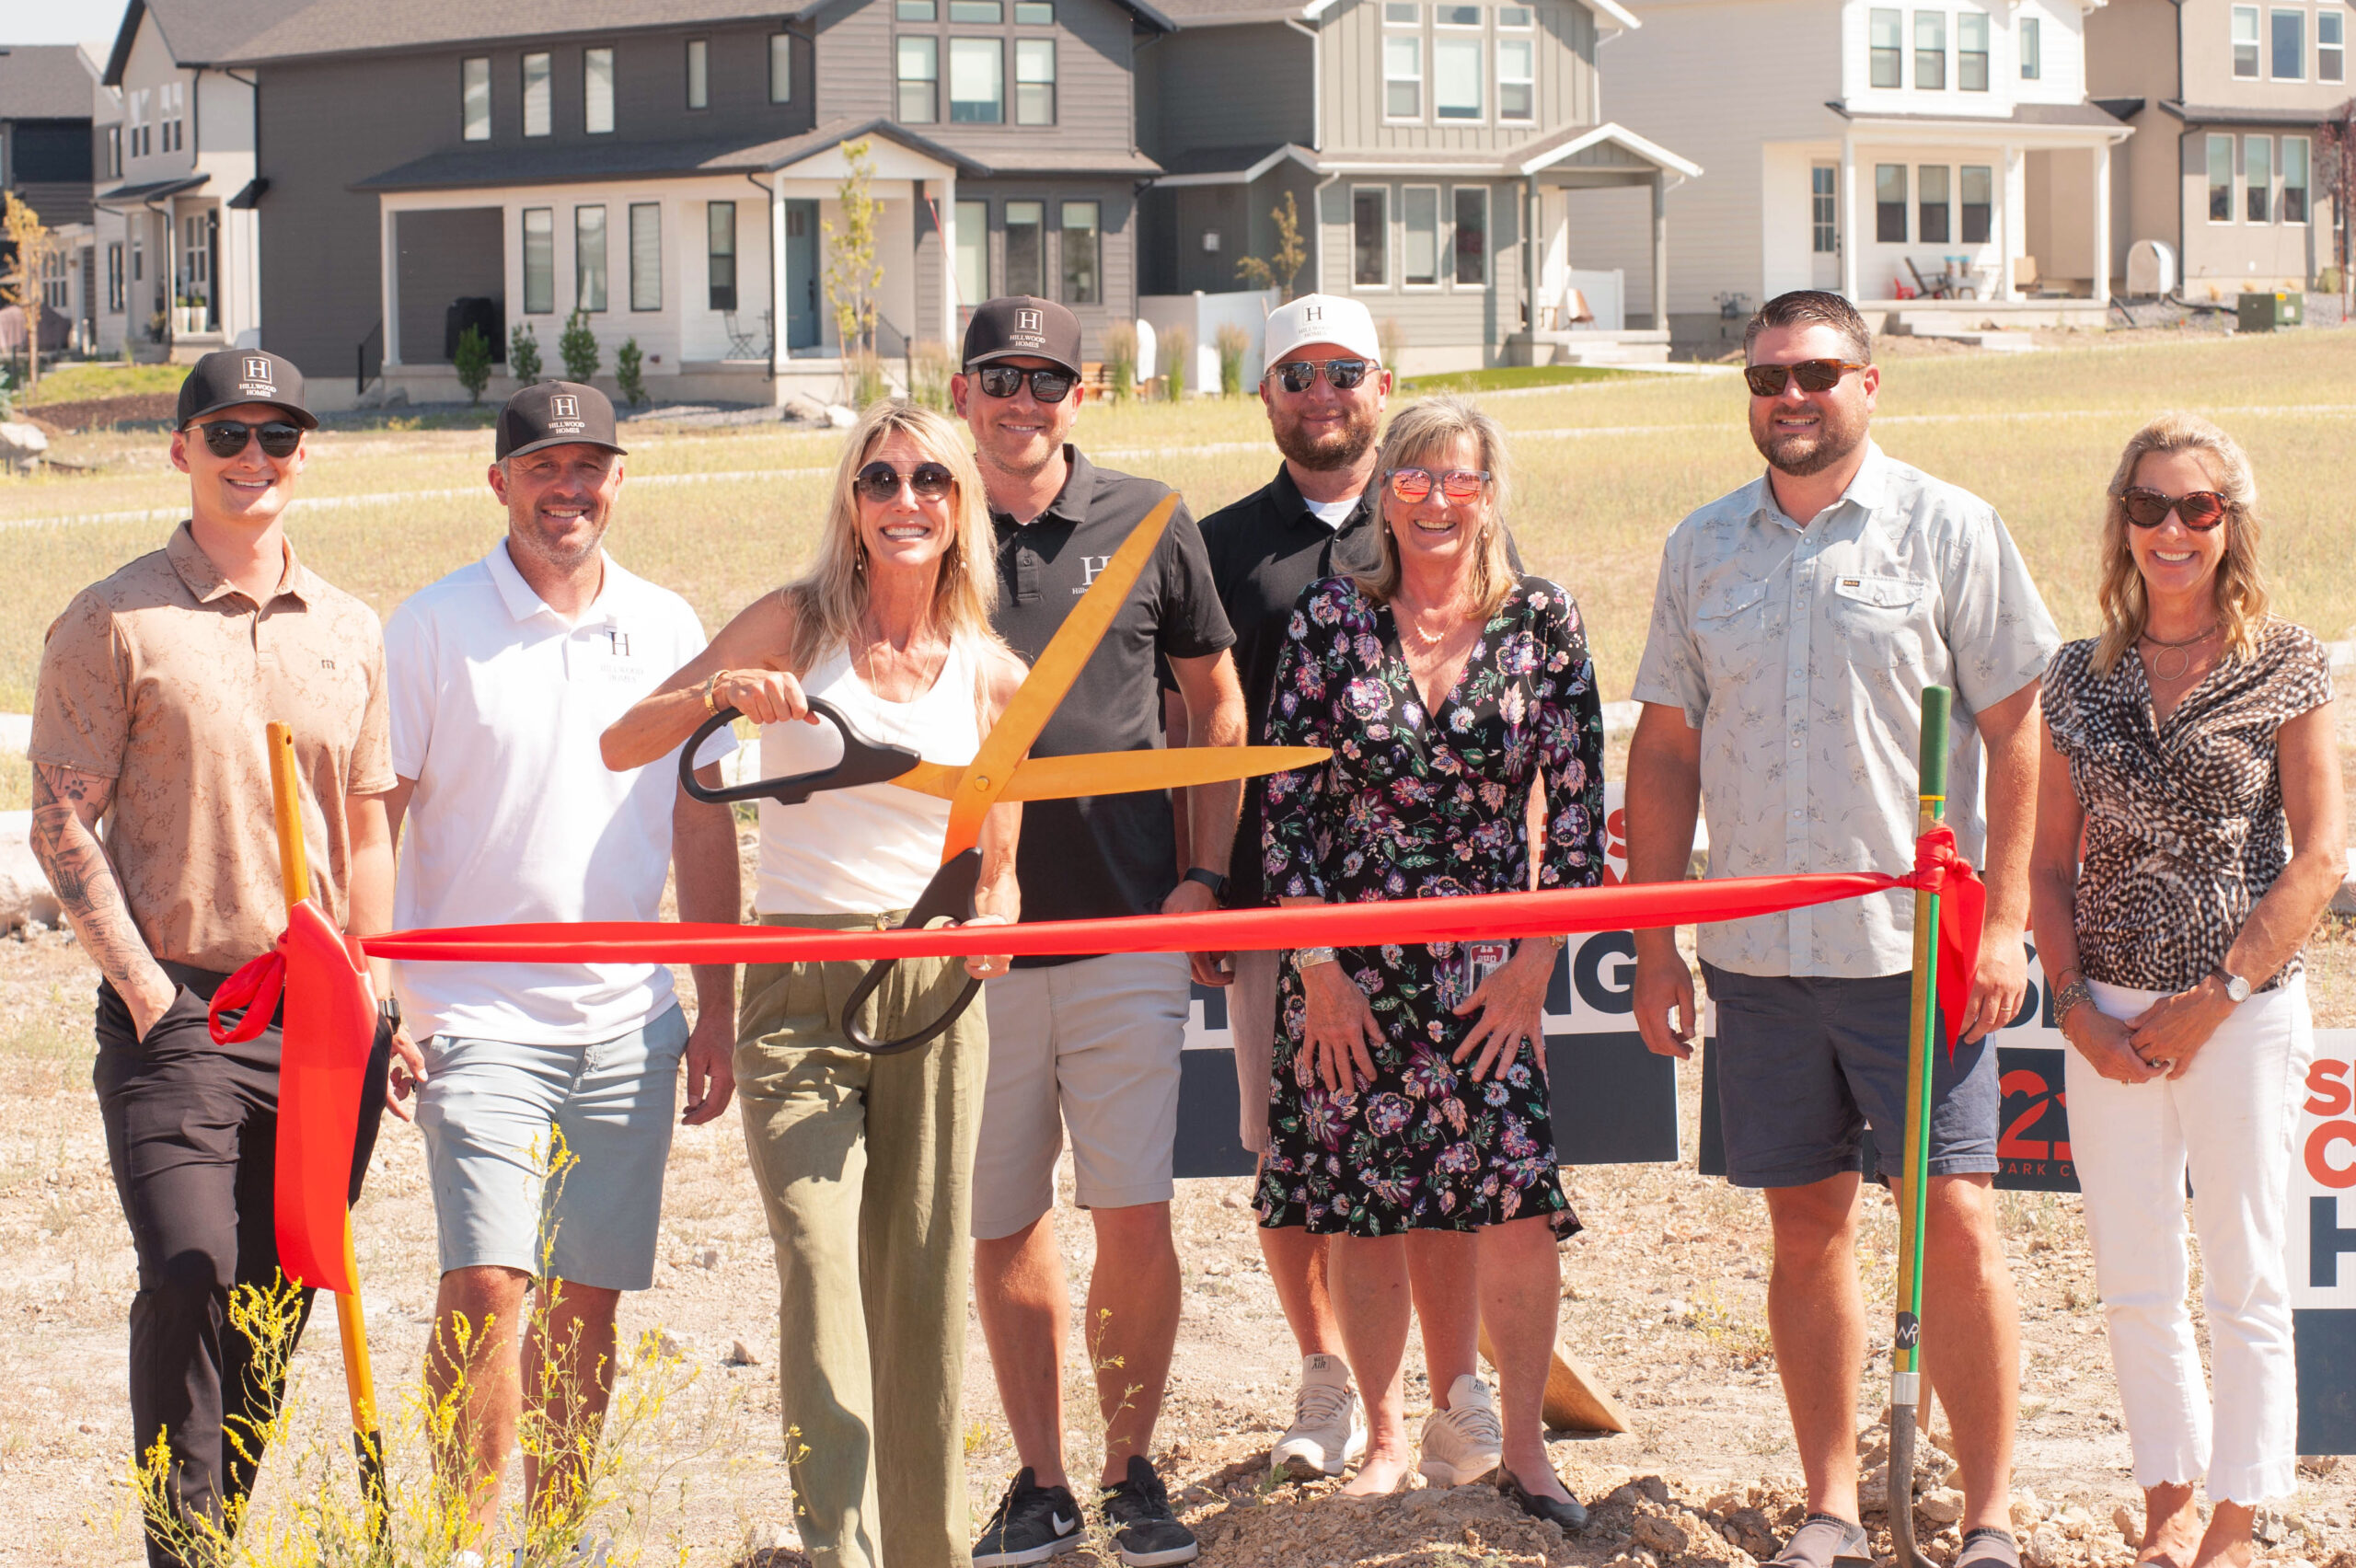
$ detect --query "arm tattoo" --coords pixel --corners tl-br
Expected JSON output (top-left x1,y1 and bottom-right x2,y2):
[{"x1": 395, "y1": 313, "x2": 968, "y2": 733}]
[{"x1": 29, "y1": 764, "x2": 166, "y2": 1003}]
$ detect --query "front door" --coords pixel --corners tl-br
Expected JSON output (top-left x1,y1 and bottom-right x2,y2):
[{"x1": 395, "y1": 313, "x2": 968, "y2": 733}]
[
  {"x1": 785, "y1": 200, "x2": 821, "y2": 352},
  {"x1": 1810, "y1": 164, "x2": 1841, "y2": 289}
]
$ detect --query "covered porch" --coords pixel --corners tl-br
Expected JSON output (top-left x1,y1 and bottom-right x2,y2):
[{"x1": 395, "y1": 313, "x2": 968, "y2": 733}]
[
  {"x1": 1516, "y1": 124, "x2": 1703, "y2": 366},
  {"x1": 91, "y1": 173, "x2": 262, "y2": 360}
]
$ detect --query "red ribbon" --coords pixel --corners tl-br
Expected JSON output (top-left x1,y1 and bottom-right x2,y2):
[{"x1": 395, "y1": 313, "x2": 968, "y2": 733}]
[{"x1": 1911, "y1": 824, "x2": 1984, "y2": 1055}]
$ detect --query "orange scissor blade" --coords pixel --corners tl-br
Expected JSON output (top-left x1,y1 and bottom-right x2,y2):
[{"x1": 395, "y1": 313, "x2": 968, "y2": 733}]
[
  {"x1": 939, "y1": 492, "x2": 1181, "y2": 861},
  {"x1": 892, "y1": 744, "x2": 1330, "y2": 803}
]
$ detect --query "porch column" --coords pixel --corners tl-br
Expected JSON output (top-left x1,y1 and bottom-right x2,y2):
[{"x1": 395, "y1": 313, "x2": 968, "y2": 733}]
[
  {"x1": 378, "y1": 202, "x2": 400, "y2": 367},
  {"x1": 769, "y1": 175, "x2": 787, "y2": 387},
  {"x1": 2003, "y1": 144, "x2": 2025, "y2": 300},
  {"x1": 1997, "y1": 144, "x2": 2016, "y2": 300},
  {"x1": 938, "y1": 174, "x2": 959, "y2": 338},
  {"x1": 2092, "y1": 142, "x2": 2112, "y2": 304},
  {"x1": 1650, "y1": 171, "x2": 1669, "y2": 333},
  {"x1": 1523, "y1": 175, "x2": 1539, "y2": 356},
  {"x1": 1839, "y1": 134, "x2": 1858, "y2": 300}
]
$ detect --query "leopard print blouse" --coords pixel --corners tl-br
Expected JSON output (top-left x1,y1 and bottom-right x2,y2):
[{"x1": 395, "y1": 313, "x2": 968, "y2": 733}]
[{"x1": 2044, "y1": 617, "x2": 2334, "y2": 994}]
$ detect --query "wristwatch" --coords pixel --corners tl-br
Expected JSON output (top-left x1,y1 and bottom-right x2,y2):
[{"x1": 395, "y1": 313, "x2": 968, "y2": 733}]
[
  {"x1": 2210, "y1": 963, "x2": 2252, "y2": 1003},
  {"x1": 1183, "y1": 867, "x2": 1228, "y2": 900},
  {"x1": 1293, "y1": 946, "x2": 1339, "y2": 972}
]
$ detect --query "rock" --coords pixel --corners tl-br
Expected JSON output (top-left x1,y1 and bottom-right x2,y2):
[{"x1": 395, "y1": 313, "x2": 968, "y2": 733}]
[
  {"x1": 1709, "y1": 1491, "x2": 1744, "y2": 1519},
  {"x1": 1664, "y1": 1298, "x2": 1694, "y2": 1322},
  {"x1": 824, "y1": 402, "x2": 858, "y2": 428},
  {"x1": 1858, "y1": 1470, "x2": 1889, "y2": 1514},
  {"x1": 727, "y1": 1337, "x2": 761, "y2": 1366},
  {"x1": 1636, "y1": 1475, "x2": 1671, "y2": 1506},
  {"x1": 0, "y1": 813, "x2": 64, "y2": 932},
  {"x1": 2334, "y1": 850, "x2": 2356, "y2": 917},
  {"x1": 2025, "y1": 1526, "x2": 2068, "y2": 1568},
  {"x1": 1918, "y1": 1489, "x2": 1965, "y2": 1526},
  {"x1": 2113, "y1": 1505, "x2": 2142, "y2": 1544},
  {"x1": 781, "y1": 392, "x2": 831, "y2": 424},
  {"x1": 656, "y1": 1330, "x2": 690, "y2": 1358},
  {"x1": 1635, "y1": 1516, "x2": 1691, "y2": 1554},
  {"x1": 696, "y1": 1244, "x2": 723, "y2": 1269},
  {"x1": 2012, "y1": 1493, "x2": 2047, "y2": 1532},
  {"x1": 0, "y1": 420, "x2": 52, "y2": 469}
]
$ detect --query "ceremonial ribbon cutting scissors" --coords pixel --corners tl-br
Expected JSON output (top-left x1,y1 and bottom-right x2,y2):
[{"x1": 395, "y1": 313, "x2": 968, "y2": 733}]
[{"x1": 676, "y1": 493, "x2": 1329, "y2": 1054}]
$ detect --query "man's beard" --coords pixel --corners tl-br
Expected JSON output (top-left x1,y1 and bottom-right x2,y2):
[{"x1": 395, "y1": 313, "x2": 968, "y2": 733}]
[
  {"x1": 511, "y1": 509, "x2": 608, "y2": 571},
  {"x1": 1273, "y1": 402, "x2": 1379, "y2": 472},
  {"x1": 1750, "y1": 399, "x2": 1867, "y2": 478}
]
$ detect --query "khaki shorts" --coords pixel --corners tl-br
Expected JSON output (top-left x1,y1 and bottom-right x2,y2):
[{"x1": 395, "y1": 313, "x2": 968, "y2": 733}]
[
  {"x1": 1230, "y1": 947, "x2": 1281, "y2": 1157},
  {"x1": 972, "y1": 951, "x2": 1191, "y2": 1239}
]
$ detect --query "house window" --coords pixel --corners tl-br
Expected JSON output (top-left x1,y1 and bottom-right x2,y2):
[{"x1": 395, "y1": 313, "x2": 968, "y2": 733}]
[
  {"x1": 629, "y1": 203, "x2": 661, "y2": 310},
  {"x1": 954, "y1": 198, "x2": 987, "y2": 305},
  {"x1": 687, "y1": 40, "x2": 710, "y2": 109},
  {"x1": 1005, "y1": 201, "x2": 1045, "y2": 294},
  {"x1": 1918, "y1": 164, "x2": 1950, "y2": 242},
  {"x1": 951, "y1": 0, "x2": 1002, "y2": 17},
  {"x1": 1959, "y1": 164, "x2": 1992, "y2": 241},
  {"x1": 2282, "y1": 135, "x2": 2309, "y2": 222},
  {"x1": 2020, "y1": 15, "x2": 2040, "y2": 76},
  {"x1": 584, "y1": 48, "x2": 616, "y2": 133},
  {"x1": 1384, "y1": 2, "x2": 1418, "y2": 17},
  {"x1": 1497, "y1": 37, "x2": 1533, "y2": 120},
  {"x1": 1435, "y1": 37, "x2": 1482, "y2": 119},
  {"x1": 1869, "y1": 9, "x2": 1904, "y2": 87},
  {"x1": 1497, "y1": 6, "x2": 1532, "y2": 24},
  {"x1": 132, "y1": 235, "x2": 143, "y2": 280},
  {"x1": 2244, "y1": 134, "x2": 2271, "y2": 222},
  {"x1": 771, "y1": 33, "x2": 793, "y2": 102},
  {"x1": 1811, "y1": 165, "x2": 1837, "y2": 252},
  {"x1": 1453, "y1": 186, "x2": 1487, "y2": 284},
  {"x1": 1402, "y1": 186, "x2": 1439, "y2": 285},
  {"x1": 523, "y1": 52, "x2": 551, "y2": 136},
  {"x1": 577, "y1": 205, "x2": 608, "y2": 311},
  {"x1": 1875, "y1": 163, "x2": 1907, "y2": 242},
  {"x1": 2323, "y1": 11, "x2": 2344, "y2": 81},
  {"x1": 898, "y1": 0, "x2": 936, "y2": 17},
  {"x1": 1958, "y1": 12, "x2": 1988, "y2": 89},
  {"x1": 1016, "y1": 40, "x2": 1057, "y2": 124},
  {"x1": 462, "y1": 57, "x2": 491, "y2": 141},
  {"x1": 107, "y1": 243, "x2": 124, "y2": 311},
  {"x1": 2270, "y1": 8, "x2": 2304, "y2": 76},
  {"x1": 524, "y1": 207, "x2": 555, "y2": 313},
  {"x1": 1914, "y1": 11, "x2": 1946, "y2": 88},
  {"x1": 899, "y1": 37, "x2": 941, "y2": 121},
  {"x1": 2232, "y1": 6, "x2": 2260, "y2": 76},
  {"x1": 1435, "y1": 4, "x2": 1481, "y2": 23},
  {"x1": 950, "y1": 39, "x2": 1004, "y2": 122},
  {"x1": 707, "y1": 201, "x2": 737, "y2": 311},
  {"x1": 1385, "y1": 36, "x2": 1423, "y2": 118},
  {"x1": 1016, "y1": 2, "x2": 1056, "y2": 20},
  {"x1": 106, "y1": 126, "x2": 121, "y2": 177},
  {"x1": 2207, "y1": 133, "x2": 2235, "y2": 220},
  {"x1": 1060, "y1": 201, "x2": 1100, "y2": 305},
  {"x1": 1353, "y1": 188, "x2": 1388, "y2": 286}
]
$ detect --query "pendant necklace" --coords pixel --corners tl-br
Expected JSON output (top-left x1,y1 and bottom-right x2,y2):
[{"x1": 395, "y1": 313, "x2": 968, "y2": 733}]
[{"x1": 2141, "y1": 621, "x2": 2218, "y2": 684}]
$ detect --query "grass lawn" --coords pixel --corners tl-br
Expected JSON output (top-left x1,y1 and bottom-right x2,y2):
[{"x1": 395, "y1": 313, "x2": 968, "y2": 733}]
[
  {"x1": 1396, "y1": 363, "x2": 1635, "y2": 394},
  {"x1": 17, "y1": 361, "x2": 188, "y2": 406}
]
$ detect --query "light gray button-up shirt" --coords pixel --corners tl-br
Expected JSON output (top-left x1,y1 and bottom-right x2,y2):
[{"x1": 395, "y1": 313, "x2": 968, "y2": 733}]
[{"x1": 1632, "y1": 442, "x2": 2059, "y2": 979}]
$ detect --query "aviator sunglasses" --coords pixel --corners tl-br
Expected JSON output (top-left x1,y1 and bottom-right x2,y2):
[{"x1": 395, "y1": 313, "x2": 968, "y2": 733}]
[
  {"x1": 2119, "y1": 487, "x2": 2229, "y2": 531},
  {"x1": 973, "y1": 364, "x2": 1078, "y2": 404},
  {"x1": 194, "y1": 419, "x2": 304, "y2": 460},
  {"x1": 1742, "y1": 359, "x2": 1870, "y2": 398},
  {"x1": 1387, "y1": 467, "x2": 1489, "y2": 504},
  {"x1": 855, "y1": 460, "x2": 957, "y2": 503},
  {"x1": 1268, "y1": 357, "x2": 1374, "y2": 395}
]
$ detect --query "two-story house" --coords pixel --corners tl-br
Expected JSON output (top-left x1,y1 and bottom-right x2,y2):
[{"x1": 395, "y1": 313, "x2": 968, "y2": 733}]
[
  {"x1": 1, "y1": 44, "x2": 102, "y2": 352},
  {"x1": 1589, "y1": 0, "x2": 2131, "y2": 352},
  {"x1": 1138, "y1": 0, "x2": 1702, "y2": 369},
  {"x1": 2088, "y1": 0, "x2": 2345, "y2": 298}
]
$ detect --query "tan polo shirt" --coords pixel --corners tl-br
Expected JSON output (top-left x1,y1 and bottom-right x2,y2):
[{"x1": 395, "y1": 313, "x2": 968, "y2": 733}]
[{"x1": 30, "y1": 524, "x2": 395, "y2": 973}]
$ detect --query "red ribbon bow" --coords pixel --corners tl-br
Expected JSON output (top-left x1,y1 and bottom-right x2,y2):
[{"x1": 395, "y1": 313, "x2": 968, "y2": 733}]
[{"x1": 1907, "y1": 824, "x2": 1985, "y2": 1055}]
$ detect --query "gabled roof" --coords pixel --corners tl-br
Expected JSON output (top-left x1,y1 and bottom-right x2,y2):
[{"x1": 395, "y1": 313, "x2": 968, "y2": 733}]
[
  {"x1": 1151, "y1": 0, "x2": 1636, "y2": 30},
  {"x1": 1149, "y1": 125, "x2": 1693, "y2": 181},
  {"x1": 1512, "y1": 121, "x2": 1698, "y2": 178},
  {"x1": 94, "y1": 172, "x2": 211, "y2": 203},
  {"x1": 2159, "y1": 99, "x2": 2343, "y2": 128},
  {"x1": 1152, "y1": 143, "x2": 1318, "y2": 184},
  {"x1": 0, "y1": 44, "x2": 101, "y2": 120}
]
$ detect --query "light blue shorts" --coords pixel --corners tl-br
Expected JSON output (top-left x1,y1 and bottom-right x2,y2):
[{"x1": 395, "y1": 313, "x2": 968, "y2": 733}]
[{"x1": 416, "y1": 1005, "x2": 687, "y2": 1291}]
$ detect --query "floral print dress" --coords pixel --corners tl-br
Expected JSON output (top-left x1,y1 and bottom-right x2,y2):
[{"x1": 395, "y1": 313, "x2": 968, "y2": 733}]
[{"x1": 1254, "y1": 574, "x2": 1607, "y2": 1238}]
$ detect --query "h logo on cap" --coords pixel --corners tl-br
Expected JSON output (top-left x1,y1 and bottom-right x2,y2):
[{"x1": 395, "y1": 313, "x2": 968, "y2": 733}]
[
  {"x1": 242, "y1": 356, "x2": 273, "y2": 384},
  {"x1": 1302, "y1": 306, "x2": 1323, "y2": 323},
  {"x1": 1016, "y1": 308, "x2": 1044, "y2": 334},
  {"x1": 550, "y1": 394, "x2": 581, "y2": 420}
]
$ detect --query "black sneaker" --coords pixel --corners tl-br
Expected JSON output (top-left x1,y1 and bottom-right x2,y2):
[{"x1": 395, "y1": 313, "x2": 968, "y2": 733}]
[
  {"x1": 973, "y1": 1467, "x2": 1083, "y2": 1566},
  {"x1": 1098, "y1": 1456, "x2": 1199, "y2": 1567}
]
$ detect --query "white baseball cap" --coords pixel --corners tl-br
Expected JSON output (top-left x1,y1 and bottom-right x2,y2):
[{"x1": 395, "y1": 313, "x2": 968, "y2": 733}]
[{"x1": 1262, "y1": 293, "x2": 1384, "y2": 375}]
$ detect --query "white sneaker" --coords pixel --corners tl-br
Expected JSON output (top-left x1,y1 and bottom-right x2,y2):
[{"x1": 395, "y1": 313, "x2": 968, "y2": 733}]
[
  {"x1": 1417, "y1": 1374, "x2": 1503, "y2": 1487},
  {"x1": 1270, "y1": 1354, "x2": 1369, "y2": 1479}
]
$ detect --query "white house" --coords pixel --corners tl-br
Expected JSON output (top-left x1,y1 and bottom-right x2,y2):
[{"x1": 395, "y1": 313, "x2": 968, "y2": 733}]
[{"x1": 1586, "y1": 0, "x2": 2131, "y2": 350}]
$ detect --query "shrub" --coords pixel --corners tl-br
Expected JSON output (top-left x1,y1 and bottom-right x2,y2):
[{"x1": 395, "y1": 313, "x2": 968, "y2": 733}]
[
  {"x1": 1214, "y1": 322, "x2": 1248, "y2": 398},
  {"x1": 1161, "y1": 327, "x2": 1191, "y2": 400},
  {"x1": 909, "y1": 340, "x2": 955, "y2": 410},
  {"x1": 509, "y1": 323, "x2": 544, "y2": 386},
  {"x1": 848, "y1": 348, "x2": 891, "y2": 409},
  {"x1": 1103, "y1": 321, "x2": 1137, "y2": 403},
  {"x1": 1375, "y1": 316, "x2": 1406, "y2": 371},
  {"x1": 454, "y1": 326, "x2": 492, "y2": 406},
  {"x1": 558, "y1": 309, "x2": 600, "y2": 384},
  {"x1": 615, "y1": 338, "x2": 646, "y2": 407}
]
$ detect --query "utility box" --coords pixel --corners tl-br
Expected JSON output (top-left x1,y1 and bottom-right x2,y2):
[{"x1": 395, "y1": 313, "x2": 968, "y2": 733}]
[{"x1": 2236, "y1": 291, "x2": 2303, "y2": 332}]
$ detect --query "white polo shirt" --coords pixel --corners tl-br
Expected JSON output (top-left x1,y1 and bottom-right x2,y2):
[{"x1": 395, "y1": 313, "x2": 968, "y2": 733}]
[{"x1": 386, "y1": 542, "x2": 734, "y2": 1045}]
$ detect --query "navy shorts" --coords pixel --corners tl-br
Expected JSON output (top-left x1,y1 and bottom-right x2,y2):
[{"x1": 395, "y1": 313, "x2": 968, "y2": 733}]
[{"x1": 1702, "y1": 963, "x2": 1997, "y2": 1190}]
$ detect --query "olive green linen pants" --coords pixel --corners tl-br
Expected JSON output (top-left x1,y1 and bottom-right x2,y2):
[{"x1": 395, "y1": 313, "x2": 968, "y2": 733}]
[{"x1": 735, "y1": 912, "x2": 986, "y2": 1568}]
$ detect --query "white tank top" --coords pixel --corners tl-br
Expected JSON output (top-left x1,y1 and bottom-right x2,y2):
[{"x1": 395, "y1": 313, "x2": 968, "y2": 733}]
[{"x1": 754, "y1": 639, "x2": 985, "y2": 915}]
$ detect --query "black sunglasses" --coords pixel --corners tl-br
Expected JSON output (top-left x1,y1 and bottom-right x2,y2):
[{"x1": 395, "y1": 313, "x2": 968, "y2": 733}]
[
  {"x1": 195, "y1": 419, "x2": 304, "y2": 459},
  {"x1": 1742, "y1": 359, "x2": 1869, "y2": 398},
  {"x1": 855, "y1": 460, "x2": 957, "y2": 503},
  {"x1": 974, "y1": 364, "x2": 1078, "y2": 404},
  {"x1": 1268, "y1": 358, "x2": 1374, "y2": 395},
  {"x1": 2120, "y1": 487, "x2": 2229, "y2": 531}
]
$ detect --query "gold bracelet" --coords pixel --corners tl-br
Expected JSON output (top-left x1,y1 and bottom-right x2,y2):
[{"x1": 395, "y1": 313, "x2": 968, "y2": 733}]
[{"x1": 702, "y1": 670, "x2": 729, "y2": 717}]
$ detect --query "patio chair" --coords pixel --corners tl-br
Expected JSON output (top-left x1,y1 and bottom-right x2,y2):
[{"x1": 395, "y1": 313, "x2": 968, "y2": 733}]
[
  {"x1": 1904, "y1": 257, "x2": 1951, "y2": 301},
  {"x1": 722, "y1": 310, "x2": 770, "y2": 359}
]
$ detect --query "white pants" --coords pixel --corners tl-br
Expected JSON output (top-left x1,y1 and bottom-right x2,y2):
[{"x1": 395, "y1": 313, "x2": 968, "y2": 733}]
[{"x1": 2065, "y1": 974, "x2": 2314, "y2": 1505}]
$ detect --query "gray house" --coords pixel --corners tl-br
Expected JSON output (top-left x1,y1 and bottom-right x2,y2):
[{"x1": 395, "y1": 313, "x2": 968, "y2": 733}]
[
  {"x1": 1138, "y1": 0, "x2": 1700, "y2": 368},
  {"x1": 1, "y1": 44, "x2": 102, "y2": 351}
]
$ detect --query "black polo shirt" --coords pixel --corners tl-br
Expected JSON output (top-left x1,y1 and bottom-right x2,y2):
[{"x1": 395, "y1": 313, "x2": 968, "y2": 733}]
[
  {"x1": 991, "y1": 446, "x2": 1235, "y2": 960},
  {"x1": 1199, "y1": 463, "x2": 1521, "y2": 908}
]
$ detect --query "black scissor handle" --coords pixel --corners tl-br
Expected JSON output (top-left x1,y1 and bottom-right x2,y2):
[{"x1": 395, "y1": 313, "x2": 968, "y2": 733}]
[
  {"x1": 842, "y1": 850, "x2": 987, "y2": 1055},
  {"x1": 677, "y1": 698, "x2": 922, "y2": 807}
]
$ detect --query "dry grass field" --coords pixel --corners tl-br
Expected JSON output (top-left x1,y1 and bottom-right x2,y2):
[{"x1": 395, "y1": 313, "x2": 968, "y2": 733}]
[{"x1": 1, "y1": 331, "x2": 2353, "y2": 1566}]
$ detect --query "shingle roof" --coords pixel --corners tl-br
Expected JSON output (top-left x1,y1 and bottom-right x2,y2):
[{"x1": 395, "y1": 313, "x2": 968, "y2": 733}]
[
  {"x1": 0, "y1": 44, "x2": 100, "y2": 121},
  {"x1": 2160, "y1": 99, "x2": 2343, "y2": 128},
  {"x1": 1829, "y1": 100, "x2": 2129, "y2": 129}
]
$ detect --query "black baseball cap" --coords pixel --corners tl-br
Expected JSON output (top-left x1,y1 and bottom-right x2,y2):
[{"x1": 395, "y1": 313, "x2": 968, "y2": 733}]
[
  {"x1": 494, "y1": 381, "x2": 628, "y2": 461},
  {"x1": 962, "y1": 295, "x2": 1083, "y2": 378},
  {"x1": 177, "y1": 349, "x2": 317, "y2": 430}
]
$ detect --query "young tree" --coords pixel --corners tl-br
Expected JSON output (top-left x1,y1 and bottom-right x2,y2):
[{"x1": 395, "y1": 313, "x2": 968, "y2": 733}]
[
  {"x1": 615, "y1": 337, "x2": 646, "y2": 407},
  {"x1": 454, "y1": 325, "x2": 493, "y2": 405},
  {"x1": 823, "y1": 139, "x2": 885, "y2": 366},
  {"x1": 558, "y1": 309, "x2": 601, "y2": 383},
  {"x1": 1, "y1": 196, "x2": 64, "y2": 395},
  {"x1": 510, "y1": 322, "x2": 545, "y2": 386},
  {"x1": 1234, "y1": 190, "x2": 1310, "y2": 303}
]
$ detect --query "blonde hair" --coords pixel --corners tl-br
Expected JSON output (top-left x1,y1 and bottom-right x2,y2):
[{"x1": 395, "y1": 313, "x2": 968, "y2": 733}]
[
  {"x1": 2091, "y1": 412, "x2": 2269, "y2": 678},
  {"x1": 1354, "y1": 393, "x2": 1518, "y2": 615},
  {"x1": 780, "y1": 400, "x2": 1004, "y2": 675}
]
